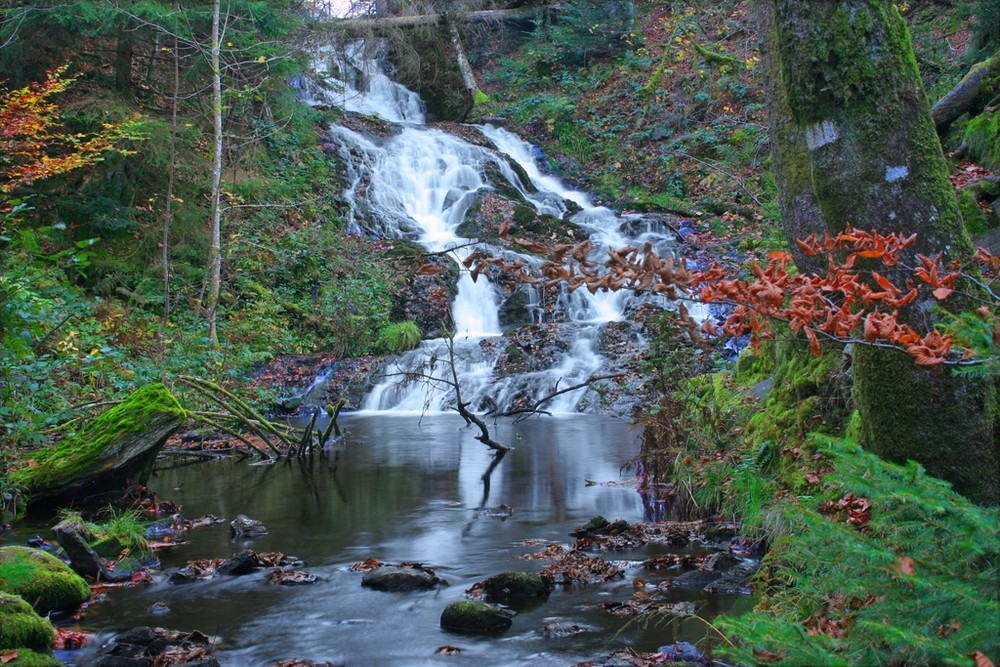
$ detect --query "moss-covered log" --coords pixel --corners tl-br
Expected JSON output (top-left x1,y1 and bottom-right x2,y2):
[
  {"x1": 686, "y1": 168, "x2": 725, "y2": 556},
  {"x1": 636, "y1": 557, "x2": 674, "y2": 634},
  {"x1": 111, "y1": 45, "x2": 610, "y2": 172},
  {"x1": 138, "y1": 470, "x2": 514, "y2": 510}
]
[
  {"x1": 12, "y1": 383, "x2": 187, "y2": 505},
  {"x1": 763, "y1": 0, "x2": 999, "y2": 503},
  {"x1": 931, "y1": 50, "x2": 1000, "y2": 131}
]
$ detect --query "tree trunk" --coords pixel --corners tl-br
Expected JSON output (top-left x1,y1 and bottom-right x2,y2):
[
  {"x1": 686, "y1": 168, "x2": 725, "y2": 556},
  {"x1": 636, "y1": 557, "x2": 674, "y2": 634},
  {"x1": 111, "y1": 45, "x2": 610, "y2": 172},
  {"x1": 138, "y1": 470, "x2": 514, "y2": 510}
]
[
  {"x1": 445, "y1": 12, "x2": 481, "y2": 101},
  {"x1": 763, "y1": 0, "x2": 998, "y2": 503},
  {"x1": 931, "y1": 50, "x2": 1000, "y2": 131},
  {"x1": 204, "y1": 0, "x2": 224, "y2": 345},
  {"x1": 753, "y1": 1, "x2": 827, "y2": 273},
  {"x1": 158, "y1": 4, "x2": 180, "y2": 347},
  {"x1": 114, "y1": 26, "x2": 133, "y2": 95}
]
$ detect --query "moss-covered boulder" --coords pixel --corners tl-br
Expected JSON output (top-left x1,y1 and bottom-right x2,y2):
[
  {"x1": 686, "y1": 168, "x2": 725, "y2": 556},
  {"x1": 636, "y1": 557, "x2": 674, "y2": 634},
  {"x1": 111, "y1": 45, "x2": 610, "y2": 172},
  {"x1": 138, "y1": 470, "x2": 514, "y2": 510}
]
[
  {"x1": 482, "y1": 571, "x2": 550, "y2": 599},
  {"x1": 0, "y1": 547, "x2": 90, "y2": 614},
  {"x1": 11, "y1": 383, "x2": 187, "y2": 505},
  {"x1": 440, "y1": 601, "x2": 515, "y2": 634},
  {"x1": 0, "y1": 592, "x2": 55, "y2": 652}
]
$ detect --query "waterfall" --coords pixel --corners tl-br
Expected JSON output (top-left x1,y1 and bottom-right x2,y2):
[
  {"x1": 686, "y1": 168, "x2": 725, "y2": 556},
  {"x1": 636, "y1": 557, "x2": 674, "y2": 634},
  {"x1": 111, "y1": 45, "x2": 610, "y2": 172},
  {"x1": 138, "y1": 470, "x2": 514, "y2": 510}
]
[{"x1": 308, "y1": 39, "x2": 684, "y2": 415}]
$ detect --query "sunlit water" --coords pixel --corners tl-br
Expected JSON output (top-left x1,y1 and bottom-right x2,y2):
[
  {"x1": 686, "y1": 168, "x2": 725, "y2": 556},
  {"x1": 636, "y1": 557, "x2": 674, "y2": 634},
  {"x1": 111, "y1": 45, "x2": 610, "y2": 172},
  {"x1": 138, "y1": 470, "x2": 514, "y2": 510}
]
[{"x1": 9, "y1": 414, "x2": 748, "y2": 666}]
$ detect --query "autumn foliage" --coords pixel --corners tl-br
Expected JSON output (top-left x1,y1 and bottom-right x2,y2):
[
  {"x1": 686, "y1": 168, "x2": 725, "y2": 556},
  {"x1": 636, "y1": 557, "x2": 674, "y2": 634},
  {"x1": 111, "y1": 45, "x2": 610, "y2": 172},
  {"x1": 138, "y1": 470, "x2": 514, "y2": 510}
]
[
  {"x1": 0, "y1": 66, "x2": 143, "y2": 216},
  {"x1": 473, "y1": 224, "x2": 999, "y2": 368}
]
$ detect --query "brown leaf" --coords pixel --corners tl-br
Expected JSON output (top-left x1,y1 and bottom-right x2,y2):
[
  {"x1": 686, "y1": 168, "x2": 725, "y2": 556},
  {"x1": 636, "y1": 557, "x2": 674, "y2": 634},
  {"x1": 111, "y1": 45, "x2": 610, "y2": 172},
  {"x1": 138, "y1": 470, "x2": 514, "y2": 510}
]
[
  {"x1": 417, "y1": 263, "x2": 443, "y2": 276},
  {"x1": 937, "y1": 620, "x2": 961, "y2": 638},
  {"x1": 436, "y1": 645, "x2": 463, "y2": 655},
  {"x1": 752, "y1": 647, "x2": 786, "y2": 662},
  {"x1": 932, "y1": 286, "x2": 954, "y2": 300},
  {"x1": 893, "y1": 555, "x2": 916, "y2": 576},
  {"x1": 970, "y1": 651, "x2": 996, "y2": 667},
  {"x1": 1, "y1": 651, "x2": 19, "y2": 664}
]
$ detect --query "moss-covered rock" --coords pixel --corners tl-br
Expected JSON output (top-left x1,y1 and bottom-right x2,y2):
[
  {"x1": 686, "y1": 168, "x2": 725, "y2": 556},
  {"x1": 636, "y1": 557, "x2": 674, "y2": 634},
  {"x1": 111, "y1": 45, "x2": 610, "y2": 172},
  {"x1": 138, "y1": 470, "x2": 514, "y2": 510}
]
[
  {"x1": 11, "y1": 383, "x2": 187, "y2": 505},
  {"x1": 440, "y1": 600, "x2": 515, "y2": 634},
  {"x1": 0, "y1": 592, "x2": 55, "y2": 655},
  {"x1": 482, "y1": 571, "x2": 550, "y2": 599},
  {"x1": 0, "y1": 547, "x2": 90, "y2": 614}
]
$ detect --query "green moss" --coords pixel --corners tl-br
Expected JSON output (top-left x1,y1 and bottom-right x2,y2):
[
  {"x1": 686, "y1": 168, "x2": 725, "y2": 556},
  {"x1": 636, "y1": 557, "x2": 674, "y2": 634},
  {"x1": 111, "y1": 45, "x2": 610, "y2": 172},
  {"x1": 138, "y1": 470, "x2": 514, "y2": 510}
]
[
  {"x1": 0, "y1": 547, "x2": 90, "y2": 614},
  {"x1": 959, "y1": 189, "x2": 990, "y2": 237},
  {"x1": 11, "y1": 383, "x2": 186, "y2": 494},
  {"x1": 0, "y1": 593, "x2": 55, "y2": 653},
  {"x1": 964, "y1": 110, "x2": 1000, "y2": 169},
  {"x1": 440, "y1": 600, "x2": 514, "y2": 633},
  {"x1": 483, "y1": 571, "x2": 550, "y2": 598}
]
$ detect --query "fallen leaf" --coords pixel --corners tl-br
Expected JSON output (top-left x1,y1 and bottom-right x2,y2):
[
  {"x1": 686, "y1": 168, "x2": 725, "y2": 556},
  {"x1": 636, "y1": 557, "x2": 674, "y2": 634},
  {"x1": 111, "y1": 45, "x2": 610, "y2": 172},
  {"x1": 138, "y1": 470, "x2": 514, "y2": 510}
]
[
  {"x1": 893, "y1": 555, "x2": 916, "y2": 576},
  {"x1": 970, "y1": 651, "x2": 996, "y2": 667},
  {"x1": 752, "y1": 647, "x2": 786, "y2": 662},
  {"x1": 1, "y1": 651, "x2": 18, "y2": 664},
  {"x1": 436, "y1": 645, "x2": 463, "y2": 655}
]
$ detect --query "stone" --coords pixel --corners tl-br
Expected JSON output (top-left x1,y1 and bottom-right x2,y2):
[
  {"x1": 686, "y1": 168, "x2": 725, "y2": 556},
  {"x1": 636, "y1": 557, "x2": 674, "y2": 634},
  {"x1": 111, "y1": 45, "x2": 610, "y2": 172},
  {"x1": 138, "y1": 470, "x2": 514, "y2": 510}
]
[
  {"x1": 703, "y1": 562, "x2": 759, "y2": 597},
  {"x1": 361, "y1": 564, "x2": 445, "y2": 592},
  {"x1": 440, "y1": 601, "x2": 515, "y2": 634},
  {"x1": 482, "y1": 572, "x2": 550, "y2": 599},
  {"x1": 52, "y1": 519, "x2": 132, "y2": 583},
  {"x1": 229, "y1": 514, "x2": 268, "y2": 538},
  {"x1": 0, "y1": 592, "x2": 58, "y2": 662},
  {"x1": 217, "y1": 550, "x2": 260, "y2": 576},
  {"x1": 83, "y1": 626, "x2": 221, "y2": 667},
  {"x1": 0, "y1": 546, "x2": 91, "y2": 614},
  {"x1": 671, "y1": 568, "x2": 722, "y2": 590}
]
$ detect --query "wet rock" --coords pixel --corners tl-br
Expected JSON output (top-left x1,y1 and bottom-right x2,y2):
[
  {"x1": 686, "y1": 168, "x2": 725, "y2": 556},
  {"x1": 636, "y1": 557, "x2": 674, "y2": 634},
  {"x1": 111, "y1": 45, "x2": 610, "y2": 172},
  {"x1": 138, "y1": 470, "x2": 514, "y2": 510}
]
[
  {"x1": 704, "y1": 551, "x2": 740, "y2": 572},
  {"x1": 0, "y1": 545, "x2": 91, "y2": 614},
  {"x1": 571, "y1": 516, "x2": 630, "y2": 537},
  {"x1": 538, "y1": 622, "x2": 583, "y2": 638},
  {"x1": 704, "y1": 561, "x2": 759, "y2": 596},
  {"x1": 218, "y1": 550, "x2": 261, "y2": 576},
  {"x1": 52, "y1": 519, "x2": 134, "y2": 583},
  {"x1": 671, "y1": 568, "x2": 722, "y2": 590},
  {"x1": 482, "y1": 572, "x2": 550, "y2": 599},
  {"x1": 361, "y1": 564, "x2": 445, "y2": 592},
  {"x1": 83, "y1": 626, "x2": 220, "y2": 667},
  {"x1": 440, "y1": 601, "x2": 515, "y2": 634},
  {"x1": 230, "y1": 514, "x2": 268, "y2": 538},
  {"x1": 269, "y1": 569, "x2": 318, "y2": 586},
  {"x1": 148, "y1": 601, "x2": 170, "y2": 615},
  {"x1": 168, "y1": 568, "x2": 198, "y2": 585},
  {"x1": 657, "y1": 641, "x2": 707, "y2": 664}
]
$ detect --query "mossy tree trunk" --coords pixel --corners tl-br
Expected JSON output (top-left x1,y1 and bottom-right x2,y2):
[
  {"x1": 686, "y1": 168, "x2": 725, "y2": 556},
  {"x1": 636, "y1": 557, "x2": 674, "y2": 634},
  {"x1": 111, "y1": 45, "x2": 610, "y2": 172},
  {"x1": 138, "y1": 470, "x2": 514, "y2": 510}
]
[{"x1": 760, "y1": 0, "x2": 999, "y2": 503}]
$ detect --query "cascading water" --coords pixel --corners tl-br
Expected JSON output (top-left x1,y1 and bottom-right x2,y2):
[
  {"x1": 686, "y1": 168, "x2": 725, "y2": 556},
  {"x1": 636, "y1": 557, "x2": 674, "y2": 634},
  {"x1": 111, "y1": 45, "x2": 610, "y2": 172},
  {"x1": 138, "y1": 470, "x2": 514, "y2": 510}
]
[{"x1": 308, "y1": 39, "x2": 684, "y2": 415}]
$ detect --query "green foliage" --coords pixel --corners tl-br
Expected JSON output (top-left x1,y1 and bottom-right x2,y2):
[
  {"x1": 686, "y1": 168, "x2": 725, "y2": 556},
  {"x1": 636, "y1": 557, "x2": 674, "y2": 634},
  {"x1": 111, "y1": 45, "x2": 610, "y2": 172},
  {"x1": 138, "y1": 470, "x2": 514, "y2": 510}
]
[
  {"x1": 717, "y1": 436, "x2": 1000, "y2": 666},
  {"x1": 378, "y1": 321, "x2": 421, "y2": 354},
  {"x1": 59, "y1": 506, "x2": 150, "y2": 555},
  {"x1": 537, "y1": 1, "x2": 638, "y2": 69},
  {"x1": 963, "y1": 110, "x2": 1000, "y2": 169}
]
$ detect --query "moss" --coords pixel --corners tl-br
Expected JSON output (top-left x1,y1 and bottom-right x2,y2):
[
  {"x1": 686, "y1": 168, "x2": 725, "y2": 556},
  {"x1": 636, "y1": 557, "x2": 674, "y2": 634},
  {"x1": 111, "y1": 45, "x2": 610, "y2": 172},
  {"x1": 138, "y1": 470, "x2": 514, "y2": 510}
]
[
  {"x1": 959, "y1": 189, "x2": 990, "y2": 237},
  {"x1": 963, "y1": 110, "x2": 1000, "y2": 169},
  {"x1": 0, "y1": 547, "x2": 90, "y2": 614},
  {"x1": 440, "y1": 601, "x2": 514, "y2": 633},
  {"x1": 483, "y1": 571, "x2": 550, "y2": 598},
  {"x1": 11, "y1": 383, "x2": 186, "y2": 498},
  {"x1": 0, "y1": 593, "x2": 55, "y2": 654}
]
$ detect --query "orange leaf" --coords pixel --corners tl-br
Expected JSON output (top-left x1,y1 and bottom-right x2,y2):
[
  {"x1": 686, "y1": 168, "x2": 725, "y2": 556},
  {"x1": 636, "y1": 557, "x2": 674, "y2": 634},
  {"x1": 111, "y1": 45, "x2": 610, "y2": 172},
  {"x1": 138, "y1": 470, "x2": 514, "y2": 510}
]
[
  {"x1": 417, "y1": 263, "x2": 442, "y2": 276},
  {"x1": 893, "y1": 555, "x2": 916, "y2": 576},
  {"x1": 1, "y1": 651, "x2": 17, "y2": 664},
  {"x1": 932, "y1": 287, "x2": 954, "y2": 300},
  {"x1": 970, "y1": 651, "x2": 995, "y2": 667}
]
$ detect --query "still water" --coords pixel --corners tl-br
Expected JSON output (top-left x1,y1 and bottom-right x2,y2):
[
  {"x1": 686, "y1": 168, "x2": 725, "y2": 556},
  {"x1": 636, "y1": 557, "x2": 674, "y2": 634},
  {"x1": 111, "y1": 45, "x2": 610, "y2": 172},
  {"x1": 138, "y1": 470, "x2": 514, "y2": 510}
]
[{"x1": 51, "y1": 414, "x2": 745, "y2": 666}]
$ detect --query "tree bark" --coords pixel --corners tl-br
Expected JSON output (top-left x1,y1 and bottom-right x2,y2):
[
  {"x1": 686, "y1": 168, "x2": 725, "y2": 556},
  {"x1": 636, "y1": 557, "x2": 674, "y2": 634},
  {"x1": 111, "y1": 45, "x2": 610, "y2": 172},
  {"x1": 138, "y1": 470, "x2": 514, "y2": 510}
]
[
  {"x1": 931, "y1": 50, "x2": 1000, "y2": 131},
  {"x1": 764, "y1": 0, "x2": 999, "y2": 503},
  {"x1": 753, "y1": 1, "x2": 827, "y2": 273},
  {"x1": 445, "y1": 11, "x2": 481, "y2": 100},
  {"x1": 114, "y1": 26, "x2": 134, "y2": 95},
  {"x1": 204, "y1": 0, "x2": 224, "y2": 345}
]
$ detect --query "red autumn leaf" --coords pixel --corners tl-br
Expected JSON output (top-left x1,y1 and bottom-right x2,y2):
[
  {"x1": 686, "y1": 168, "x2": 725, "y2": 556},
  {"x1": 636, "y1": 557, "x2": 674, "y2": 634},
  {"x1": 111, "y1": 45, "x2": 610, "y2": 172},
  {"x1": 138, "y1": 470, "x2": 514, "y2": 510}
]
[
  {"x1": 932, "y1": 287, "x2": 954, "y2": 300},
  {"x1": 893, "y1": 555, "x2": 916, "y2": 576},
  {"x1": 970, "y1": 651, "x2": 995, "y2": 667},
  {"x1": 0, "y1": 651, "x2": 18, "y2": 664}
]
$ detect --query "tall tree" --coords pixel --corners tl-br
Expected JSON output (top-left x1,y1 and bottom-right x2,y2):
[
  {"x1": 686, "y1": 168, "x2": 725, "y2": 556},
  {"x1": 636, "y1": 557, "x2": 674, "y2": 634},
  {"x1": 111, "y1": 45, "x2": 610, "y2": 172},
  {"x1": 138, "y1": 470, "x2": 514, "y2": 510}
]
[
  {"x1": 204, "y1": 0, "x2": 224, "y2": 345},
  {"x1": 756, "y1": 0, "x2": 998, "y2": 502}
]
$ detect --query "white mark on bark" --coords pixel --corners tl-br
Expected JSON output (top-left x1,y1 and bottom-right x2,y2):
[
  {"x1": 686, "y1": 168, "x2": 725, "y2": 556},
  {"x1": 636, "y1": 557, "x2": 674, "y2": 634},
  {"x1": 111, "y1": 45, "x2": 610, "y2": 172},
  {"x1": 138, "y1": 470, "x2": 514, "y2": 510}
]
[
  {"x1": 885, "y1": 165, "x2": 909, "y2": 183},
  {"x1": 805, "y1": 120, "x2": 839, "y2": 150}
]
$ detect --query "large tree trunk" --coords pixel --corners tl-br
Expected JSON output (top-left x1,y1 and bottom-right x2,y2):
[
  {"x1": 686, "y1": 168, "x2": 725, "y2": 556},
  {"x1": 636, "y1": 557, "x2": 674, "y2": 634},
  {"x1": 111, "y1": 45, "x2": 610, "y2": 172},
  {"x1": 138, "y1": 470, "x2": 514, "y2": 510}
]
[{"x1": 762, "y1": 0, "x2": 999, "y2": 503}]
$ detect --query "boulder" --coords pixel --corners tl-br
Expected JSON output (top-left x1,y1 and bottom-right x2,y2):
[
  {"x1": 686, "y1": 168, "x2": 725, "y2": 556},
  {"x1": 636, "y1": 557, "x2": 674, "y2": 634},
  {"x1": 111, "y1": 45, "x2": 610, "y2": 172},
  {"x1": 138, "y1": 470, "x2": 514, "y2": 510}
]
[
  {"x1": 52, "y1": 519, "x2": 132, "y2": 583},
  {"x1": 11, "y1": 384, "x2": 187, "y2": 506},
  {"x1": 0, "y1": 546, "x2": 91, "y2": 614},
  {"x1": 440, "y1": 601, "x2": 515, "y2": 634},
  {"x1": 671, "y1": 568, "x2": 722, "y2": 590},
  {"x1": 361, "y1": 564, "x2": 445, "y2": 592},
  {"x1": 217, "y1": 550, "x2": 261, "y2": 576},
  {"x1": 0, "y1": 592, "x2": 59, "y2": 666},
  {"x1": 229, "y1": 515, "x2": 268, "y2": 538},
  {"x1": 482, "y1": 572, "x2": 549, "y2": 599}
]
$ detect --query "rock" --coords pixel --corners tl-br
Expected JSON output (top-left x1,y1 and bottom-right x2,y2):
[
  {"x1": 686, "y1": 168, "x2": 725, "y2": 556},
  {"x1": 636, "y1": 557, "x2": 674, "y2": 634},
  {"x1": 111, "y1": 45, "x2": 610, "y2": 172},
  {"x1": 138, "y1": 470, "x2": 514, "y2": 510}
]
[
  {"x1": 230, "y1": 514, "x2": 268, "y2": 538},
  {"x1": 361, "y1": 564, "x2": 445, "y2": 592},
  {"x1": 671, "y1": 568, "x2": 722, "y2": 590},
  {"x1": 482, "y1": 572, "x2": 550, "y2": 599},
  {"x1": 52, "y1": 519, "x2": 132, "y2": 583},
  {"x1": 0, "y1": 546, "x2": 91, "y2": 614},
  {"x1": 217, "y1": 550, "x2": 260, "y2": 576},
  {"x1": 657, "y1": 641, "x2": 706, "y2": 664},
  {"x1": 703, "y1": 561, "x2": 759, "y2": 597},
  {"x1": 168, "y1": 568, "x2": 198, "y2": 585},
  {"x1": 704, "y1": 551, "x2": 740, "y2": 572},
  {"x1": 10, "y1": 384, "x2": 187, "y2": 506},
  {"x1": 571, "y1": 516, "x2": 630, "y2": 537},
  {"x1": 440, "y1": 601, "x2": 515, "y2": 634},
  {"x1": 0, "y1": 592, "x2": 59, "y2": 665},
  {"x1": 83, "y1": 626, "x2": 221, "y2": 667}
]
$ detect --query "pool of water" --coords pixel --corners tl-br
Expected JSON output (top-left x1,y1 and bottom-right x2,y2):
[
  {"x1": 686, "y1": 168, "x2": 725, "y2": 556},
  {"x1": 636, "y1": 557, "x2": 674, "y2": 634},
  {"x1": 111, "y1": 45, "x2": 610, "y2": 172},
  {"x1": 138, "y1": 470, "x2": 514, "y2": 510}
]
[{"x1": 9, "y1": 413, "x2": 749, "y2": 666}]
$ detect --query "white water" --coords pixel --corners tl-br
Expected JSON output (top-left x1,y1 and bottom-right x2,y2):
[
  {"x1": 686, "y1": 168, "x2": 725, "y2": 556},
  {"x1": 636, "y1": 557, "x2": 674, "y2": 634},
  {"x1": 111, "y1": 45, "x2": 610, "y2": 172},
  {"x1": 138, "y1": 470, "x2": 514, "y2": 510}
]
[{"x1": 309, "y1": 40, "x2": 683, "y2": 415}]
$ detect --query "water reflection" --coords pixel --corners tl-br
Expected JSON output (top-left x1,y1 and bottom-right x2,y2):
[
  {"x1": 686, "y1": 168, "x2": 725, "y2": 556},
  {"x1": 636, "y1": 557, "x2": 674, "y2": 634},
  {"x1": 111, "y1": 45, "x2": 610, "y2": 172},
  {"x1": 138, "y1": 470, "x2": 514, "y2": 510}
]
[{"x1": 57, "y1": 414, "x2": 747, "y2": 666}]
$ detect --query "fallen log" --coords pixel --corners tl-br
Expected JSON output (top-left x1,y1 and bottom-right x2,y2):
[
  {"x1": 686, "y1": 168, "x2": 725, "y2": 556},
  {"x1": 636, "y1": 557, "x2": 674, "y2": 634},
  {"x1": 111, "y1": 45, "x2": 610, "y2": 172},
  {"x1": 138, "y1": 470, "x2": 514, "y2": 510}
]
[
  {"x1": 11, "y1": 383, "x2": 188, "y2": 506},
  {"x1": 326, "y1": 7, "x2": 537, "y2": 33},
  {"x1": 931, "y1": 50, "x2": 1000, "y2": 131}
]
